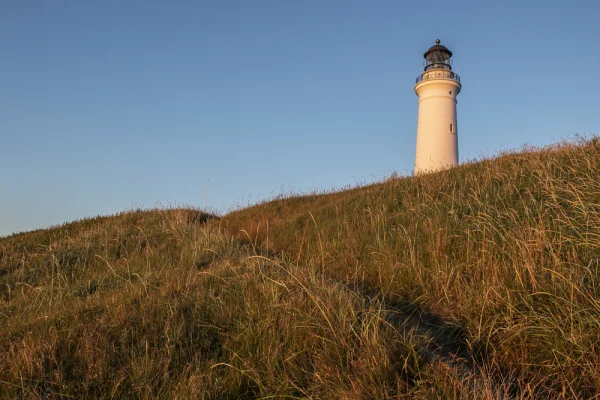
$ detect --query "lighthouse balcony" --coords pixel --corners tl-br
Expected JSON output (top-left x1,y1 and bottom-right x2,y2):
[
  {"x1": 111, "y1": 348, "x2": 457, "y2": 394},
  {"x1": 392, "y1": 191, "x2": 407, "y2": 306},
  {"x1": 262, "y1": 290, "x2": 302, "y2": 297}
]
[{"x1": 416, "y1": 70, "x2": 460, "y2": 84}]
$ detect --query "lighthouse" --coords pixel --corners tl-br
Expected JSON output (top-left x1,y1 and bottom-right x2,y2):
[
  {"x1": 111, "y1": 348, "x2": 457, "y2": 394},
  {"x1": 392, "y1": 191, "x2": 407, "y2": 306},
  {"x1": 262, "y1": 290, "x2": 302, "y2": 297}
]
[{"x1": 414, "y1": 40, "x2": 461, "y2": 173}]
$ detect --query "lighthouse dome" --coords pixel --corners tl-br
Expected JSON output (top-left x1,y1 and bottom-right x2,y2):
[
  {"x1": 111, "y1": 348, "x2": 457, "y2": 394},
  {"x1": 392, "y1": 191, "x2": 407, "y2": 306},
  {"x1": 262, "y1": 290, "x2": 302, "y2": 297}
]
[{"x1": 424, "y1": 39, "x2": 452, "y2": 59}]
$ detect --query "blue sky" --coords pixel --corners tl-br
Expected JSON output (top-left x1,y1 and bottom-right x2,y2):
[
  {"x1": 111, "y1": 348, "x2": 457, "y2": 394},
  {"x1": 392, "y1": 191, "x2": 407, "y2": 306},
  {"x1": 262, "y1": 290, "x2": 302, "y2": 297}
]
[{"x1": 1, "y1": 0, "x2": 599, "y2": 236}]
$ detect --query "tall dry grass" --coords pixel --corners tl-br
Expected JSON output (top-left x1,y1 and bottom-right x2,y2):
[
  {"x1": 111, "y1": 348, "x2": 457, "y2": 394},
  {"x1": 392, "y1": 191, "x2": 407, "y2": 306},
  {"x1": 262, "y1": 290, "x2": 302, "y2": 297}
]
[
  {"x1": 1, "y1": 138, "x2": 599, "y2": 398},
  {"x1": 223, "y1": 137, "x2": 600, "y2": 398},
  {"x1": 1, "y1": 209, "x2": 447, "y2": 398}
]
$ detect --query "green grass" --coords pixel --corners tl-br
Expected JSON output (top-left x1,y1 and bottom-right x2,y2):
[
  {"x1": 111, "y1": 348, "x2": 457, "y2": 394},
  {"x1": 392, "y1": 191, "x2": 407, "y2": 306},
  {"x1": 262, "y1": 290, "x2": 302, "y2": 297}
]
[{"x1": 1, "y1": 138, "x2": 599, "y2": 398}]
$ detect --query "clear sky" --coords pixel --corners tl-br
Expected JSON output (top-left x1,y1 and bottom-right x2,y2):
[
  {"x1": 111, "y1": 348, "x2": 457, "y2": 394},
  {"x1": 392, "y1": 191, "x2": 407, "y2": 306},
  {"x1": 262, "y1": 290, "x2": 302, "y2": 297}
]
[{"x1": 1, "y1": 0, "x2": 599, "y2": 236}]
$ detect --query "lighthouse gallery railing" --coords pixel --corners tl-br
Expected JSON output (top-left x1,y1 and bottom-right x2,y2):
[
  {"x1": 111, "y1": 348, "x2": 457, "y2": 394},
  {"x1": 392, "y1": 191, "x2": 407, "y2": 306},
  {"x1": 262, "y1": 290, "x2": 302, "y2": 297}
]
[{"x1": 415, "y1": 70, "x2": 461, "y2": 84}]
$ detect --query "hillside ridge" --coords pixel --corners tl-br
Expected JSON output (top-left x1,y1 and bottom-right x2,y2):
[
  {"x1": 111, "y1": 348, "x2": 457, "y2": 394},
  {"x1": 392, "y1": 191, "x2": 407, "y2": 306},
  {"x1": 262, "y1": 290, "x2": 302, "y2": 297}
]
[{"x1": 1, "y1": 138, "x2": 599, "y2": 398}]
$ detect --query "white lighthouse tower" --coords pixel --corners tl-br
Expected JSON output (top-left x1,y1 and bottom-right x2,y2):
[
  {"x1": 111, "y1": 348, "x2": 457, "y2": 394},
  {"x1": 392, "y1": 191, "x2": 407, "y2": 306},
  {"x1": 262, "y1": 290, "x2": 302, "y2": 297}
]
[{"x1": 414, "y1": 40, "x2": 461, "y2": 173}]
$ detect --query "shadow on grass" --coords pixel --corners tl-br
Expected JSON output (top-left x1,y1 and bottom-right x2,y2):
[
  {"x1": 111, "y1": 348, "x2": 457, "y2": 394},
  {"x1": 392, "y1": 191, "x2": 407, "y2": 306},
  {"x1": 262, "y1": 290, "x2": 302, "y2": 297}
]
[{"x1": 352, "y1": 283, "x2": 489, "y2": 384}]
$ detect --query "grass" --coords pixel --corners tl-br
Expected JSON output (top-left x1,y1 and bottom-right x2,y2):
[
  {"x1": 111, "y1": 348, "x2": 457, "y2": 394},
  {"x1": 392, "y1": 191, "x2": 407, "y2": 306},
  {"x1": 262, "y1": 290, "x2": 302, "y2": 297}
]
[{"x1": 1, "y1": 137, "x2": 599, "y2": 398}]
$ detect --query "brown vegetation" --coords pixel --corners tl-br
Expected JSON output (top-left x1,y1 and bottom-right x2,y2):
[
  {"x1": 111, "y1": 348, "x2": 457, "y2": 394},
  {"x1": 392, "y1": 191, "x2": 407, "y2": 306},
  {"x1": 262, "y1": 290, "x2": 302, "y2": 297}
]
[{"x1": 1, "y1": 138, "x2": 599, "y2": 398}]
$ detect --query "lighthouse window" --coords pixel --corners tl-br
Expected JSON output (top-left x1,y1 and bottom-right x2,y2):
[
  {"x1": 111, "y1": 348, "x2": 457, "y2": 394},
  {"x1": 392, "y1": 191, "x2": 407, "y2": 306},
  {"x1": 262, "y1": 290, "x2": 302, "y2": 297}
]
[{"x1": 450, "y1": 123, "x2": 454, "y2": 133}]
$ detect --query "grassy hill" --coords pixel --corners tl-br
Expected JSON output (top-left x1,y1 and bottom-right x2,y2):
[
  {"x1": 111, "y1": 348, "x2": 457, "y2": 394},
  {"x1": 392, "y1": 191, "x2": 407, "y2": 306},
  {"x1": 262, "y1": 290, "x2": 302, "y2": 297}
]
[{"x1": 1, "y1": 138, "x2": 599, "y2": 398}]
